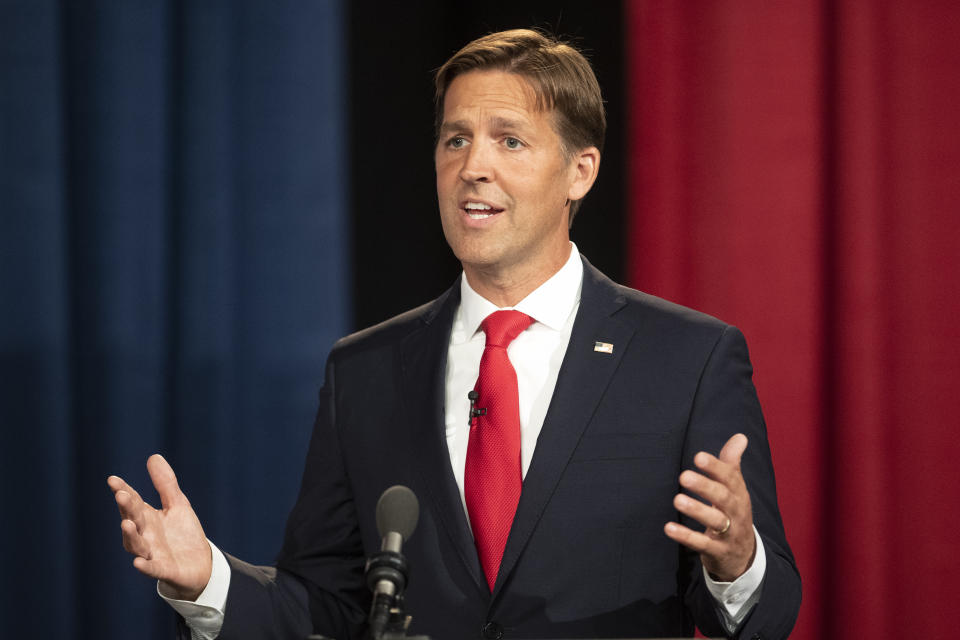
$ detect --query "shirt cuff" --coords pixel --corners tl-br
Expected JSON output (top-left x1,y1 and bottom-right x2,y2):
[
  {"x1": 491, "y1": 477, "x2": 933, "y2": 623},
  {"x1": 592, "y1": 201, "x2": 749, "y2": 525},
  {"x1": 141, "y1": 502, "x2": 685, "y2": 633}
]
[
  {"x1": 157, "y1": 539, "x2": 231, "y2": 638},
  {"x1": 702, "y1": 526, "x2": 766, "y2": 627}
]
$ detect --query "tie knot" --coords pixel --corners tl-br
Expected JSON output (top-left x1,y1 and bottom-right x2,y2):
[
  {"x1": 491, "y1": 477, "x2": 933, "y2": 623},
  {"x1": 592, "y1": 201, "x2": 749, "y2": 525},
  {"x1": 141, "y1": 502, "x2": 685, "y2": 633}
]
[{"x1": 481, "y1": 310, "x2": 534, "y2": 348}]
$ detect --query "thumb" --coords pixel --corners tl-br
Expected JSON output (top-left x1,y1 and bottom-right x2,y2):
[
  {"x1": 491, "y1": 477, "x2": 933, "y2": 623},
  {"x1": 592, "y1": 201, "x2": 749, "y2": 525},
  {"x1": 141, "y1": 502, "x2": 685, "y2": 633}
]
[
  {"x1": 146, "y1": 454, "x2": 187, "y2": 511},
  {"x1": 717, "y1": 433, "x2": 748, "y2": 467}
]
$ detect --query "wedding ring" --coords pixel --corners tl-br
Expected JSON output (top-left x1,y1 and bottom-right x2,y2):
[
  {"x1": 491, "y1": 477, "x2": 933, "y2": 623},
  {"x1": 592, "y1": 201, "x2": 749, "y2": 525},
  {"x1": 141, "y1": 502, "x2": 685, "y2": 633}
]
[{"x1": 712, "y1": 516, "x2": 731, "y2": 536}]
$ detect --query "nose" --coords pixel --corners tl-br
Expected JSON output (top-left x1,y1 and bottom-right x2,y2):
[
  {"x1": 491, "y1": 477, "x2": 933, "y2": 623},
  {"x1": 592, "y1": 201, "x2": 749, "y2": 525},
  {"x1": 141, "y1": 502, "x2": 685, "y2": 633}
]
[{"x1": 459, "y1": 141, "x2": 493, "y2": 184}]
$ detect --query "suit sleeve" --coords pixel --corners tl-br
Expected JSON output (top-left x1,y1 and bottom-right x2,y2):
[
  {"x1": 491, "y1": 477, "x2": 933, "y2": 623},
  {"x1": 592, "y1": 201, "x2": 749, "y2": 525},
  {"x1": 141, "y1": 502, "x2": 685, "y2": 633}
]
[
  {"x1": 680, "y1": 325, "x2": 801, "y2": 640},
  {"x1": 215, "y1": 351, "x2": 370, "y2": 640}
]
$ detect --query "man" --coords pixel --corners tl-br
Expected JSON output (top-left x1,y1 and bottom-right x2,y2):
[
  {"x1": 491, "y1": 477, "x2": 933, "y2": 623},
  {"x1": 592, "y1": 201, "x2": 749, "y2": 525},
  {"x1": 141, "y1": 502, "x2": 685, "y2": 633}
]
[{"x1": 109, "y1": 29, "x2": 800, "y2": 639}]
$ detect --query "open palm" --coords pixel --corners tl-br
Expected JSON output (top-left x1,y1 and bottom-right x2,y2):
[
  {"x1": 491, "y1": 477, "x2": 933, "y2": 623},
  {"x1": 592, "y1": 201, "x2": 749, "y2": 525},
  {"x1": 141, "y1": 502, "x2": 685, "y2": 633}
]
[{"x1": 108, "y1": 454, "x2": 212, "y2": 601}]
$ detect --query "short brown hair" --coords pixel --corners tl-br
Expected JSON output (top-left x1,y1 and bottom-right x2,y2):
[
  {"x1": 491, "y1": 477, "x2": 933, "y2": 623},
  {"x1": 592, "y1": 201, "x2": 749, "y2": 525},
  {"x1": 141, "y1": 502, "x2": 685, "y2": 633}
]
[{"x1": 434, "y1": 28, "x2": 606, "y2": 223}]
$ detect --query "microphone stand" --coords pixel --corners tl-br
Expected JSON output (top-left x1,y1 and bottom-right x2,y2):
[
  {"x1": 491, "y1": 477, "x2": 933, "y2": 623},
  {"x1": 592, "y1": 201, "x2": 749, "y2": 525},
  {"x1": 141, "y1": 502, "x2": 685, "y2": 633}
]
[
  {"x1": 311, "y1": 486, "x2": 430, "y2": 640},
  {"x1": 366, "y1": 531, "x2": 414, "y2": 639},
  {"x1": 365, "y1": 529, "x2": 430, "y2": 640},
  {"x1": 308, "y1": 541, "x2": 429, "y2": 640}
]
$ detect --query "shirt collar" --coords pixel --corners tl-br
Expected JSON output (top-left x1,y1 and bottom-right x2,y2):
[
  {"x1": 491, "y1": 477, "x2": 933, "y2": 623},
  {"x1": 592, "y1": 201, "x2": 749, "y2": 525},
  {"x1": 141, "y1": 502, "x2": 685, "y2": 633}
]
[{"x1": 456, "y1": 242, "x2": 583, "y2": 340}]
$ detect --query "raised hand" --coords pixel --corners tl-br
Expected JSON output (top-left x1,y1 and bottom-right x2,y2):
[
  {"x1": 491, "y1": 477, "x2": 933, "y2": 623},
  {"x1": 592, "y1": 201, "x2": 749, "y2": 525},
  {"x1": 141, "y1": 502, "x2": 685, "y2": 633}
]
[
  {"x1": 664, "y1": 433, "x2": 757, "y2": 582},
  {"x1": 107, "y1": 454, "x2": 212, "y2": 601}
]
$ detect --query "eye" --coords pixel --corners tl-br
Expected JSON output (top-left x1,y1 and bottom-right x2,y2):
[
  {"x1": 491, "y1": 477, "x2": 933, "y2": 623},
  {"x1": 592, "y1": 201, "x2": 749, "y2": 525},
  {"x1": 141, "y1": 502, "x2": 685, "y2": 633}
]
[
  {"x1": 448, "y1": 136, "x2": 467, "y2": 149},
  {"x1": 504, "y1": 137, "x2": 523, "y2": 150}
]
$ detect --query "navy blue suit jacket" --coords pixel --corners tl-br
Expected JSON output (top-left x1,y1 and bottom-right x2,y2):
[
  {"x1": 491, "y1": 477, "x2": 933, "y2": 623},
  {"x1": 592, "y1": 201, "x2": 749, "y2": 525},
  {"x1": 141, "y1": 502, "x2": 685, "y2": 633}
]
[{"x1": 208, "y1": 257, "x2": 800, "y2": 640}]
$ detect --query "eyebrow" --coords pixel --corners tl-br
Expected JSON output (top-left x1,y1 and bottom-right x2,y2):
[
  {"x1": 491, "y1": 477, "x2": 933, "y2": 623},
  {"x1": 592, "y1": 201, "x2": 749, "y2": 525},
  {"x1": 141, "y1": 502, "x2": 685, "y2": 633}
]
[
  {"x1": 438, "y1": 116, "x2": 531, "y2": 137},
  {"x1": 437, "y1": 120, "x2": 470, "y2": 138}
]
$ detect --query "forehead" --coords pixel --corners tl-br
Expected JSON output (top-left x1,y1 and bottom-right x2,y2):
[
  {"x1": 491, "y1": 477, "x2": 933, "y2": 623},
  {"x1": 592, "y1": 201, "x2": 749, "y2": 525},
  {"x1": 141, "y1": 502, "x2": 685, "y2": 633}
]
[{"x1": 441, "y1": 70, "x2": 544, "y2": 123}]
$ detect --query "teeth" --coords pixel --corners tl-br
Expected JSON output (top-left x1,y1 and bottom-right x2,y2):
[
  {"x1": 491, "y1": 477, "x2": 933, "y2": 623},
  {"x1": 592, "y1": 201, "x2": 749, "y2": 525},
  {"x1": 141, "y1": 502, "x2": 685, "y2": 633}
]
[
  {"x1": 464, "y1": 202, "x2": 492, "y2": 210},
  {"x1": 467, "y1": 212, "x2": 494, "y2": 219}
]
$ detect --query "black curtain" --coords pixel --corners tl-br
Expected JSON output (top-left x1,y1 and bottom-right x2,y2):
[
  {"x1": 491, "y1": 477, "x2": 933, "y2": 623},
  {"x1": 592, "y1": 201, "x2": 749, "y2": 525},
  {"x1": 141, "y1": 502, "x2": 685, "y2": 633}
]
[{"x1": 0, "y1": 2, "x2": 347, "y2": 637}]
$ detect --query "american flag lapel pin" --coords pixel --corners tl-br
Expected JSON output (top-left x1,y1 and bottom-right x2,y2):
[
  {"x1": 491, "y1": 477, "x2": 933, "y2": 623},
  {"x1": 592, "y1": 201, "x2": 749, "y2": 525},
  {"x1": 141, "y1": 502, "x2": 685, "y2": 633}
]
[{"x1": 593, "y1": 341, "x2": 614, "y2": 354}]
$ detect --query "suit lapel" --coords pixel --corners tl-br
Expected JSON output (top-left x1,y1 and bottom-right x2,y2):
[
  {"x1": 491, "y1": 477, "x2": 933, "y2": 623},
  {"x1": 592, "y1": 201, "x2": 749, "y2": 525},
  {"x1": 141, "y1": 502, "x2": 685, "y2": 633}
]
[
  {"x1": 398, "y1": 282, "x2": 487, "y2": 593},
  {"x1": 492, "y1": 258, "x2": 635, "y2": 598}
]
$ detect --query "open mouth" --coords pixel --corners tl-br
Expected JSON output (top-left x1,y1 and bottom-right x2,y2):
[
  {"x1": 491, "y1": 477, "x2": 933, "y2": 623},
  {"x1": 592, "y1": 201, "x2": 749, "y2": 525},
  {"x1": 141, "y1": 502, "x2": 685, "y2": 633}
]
[{"x1": 462, "y1": 201, "x2": 505, "y2": 219}]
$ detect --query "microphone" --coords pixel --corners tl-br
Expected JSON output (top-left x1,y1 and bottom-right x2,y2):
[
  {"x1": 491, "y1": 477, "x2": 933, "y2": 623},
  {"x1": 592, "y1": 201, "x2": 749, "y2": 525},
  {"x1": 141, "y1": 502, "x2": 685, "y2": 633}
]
[
  {"x1": 468, "y1": 390, "x2": 486, "y2": 422},
  {"x1": 366, "y1": 485, "x2": 419, "y2": 640}
]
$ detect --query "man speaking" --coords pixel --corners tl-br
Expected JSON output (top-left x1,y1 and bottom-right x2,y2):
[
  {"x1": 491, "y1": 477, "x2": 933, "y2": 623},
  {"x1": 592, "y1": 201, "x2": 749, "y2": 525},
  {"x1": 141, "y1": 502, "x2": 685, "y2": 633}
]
[{"x1": 109, "y1": 29, "x2": 800, "y2": 639}]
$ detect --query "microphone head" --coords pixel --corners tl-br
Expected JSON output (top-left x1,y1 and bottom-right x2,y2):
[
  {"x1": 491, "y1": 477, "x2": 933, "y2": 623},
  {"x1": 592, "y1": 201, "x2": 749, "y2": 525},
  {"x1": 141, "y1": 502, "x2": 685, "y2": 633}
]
[{"x1": 375, "y1": 485, "x2": 419, "y2": 540}]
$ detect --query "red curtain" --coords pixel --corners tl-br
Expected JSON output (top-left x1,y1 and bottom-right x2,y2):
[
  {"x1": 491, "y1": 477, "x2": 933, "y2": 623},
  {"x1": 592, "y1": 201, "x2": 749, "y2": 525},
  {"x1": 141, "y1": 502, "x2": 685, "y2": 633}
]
[{"x1": 625, "y1": 2, "x2": 960, "y2": 638}]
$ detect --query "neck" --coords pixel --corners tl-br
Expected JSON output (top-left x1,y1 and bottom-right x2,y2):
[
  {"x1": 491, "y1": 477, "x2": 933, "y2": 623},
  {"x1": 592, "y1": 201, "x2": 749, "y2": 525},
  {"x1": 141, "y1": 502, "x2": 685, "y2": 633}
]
[{"x1": 463, "y1": 245, "x2": 571, "y2": 307}]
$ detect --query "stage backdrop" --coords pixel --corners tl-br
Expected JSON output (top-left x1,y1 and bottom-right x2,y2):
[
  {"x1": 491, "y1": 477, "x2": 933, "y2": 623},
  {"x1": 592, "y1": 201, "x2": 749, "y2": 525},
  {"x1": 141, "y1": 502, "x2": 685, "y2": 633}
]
[
  {"x1": 0, "y1": 1, "x2": 347, "y2": 637},
  {"x1": 4, "y1": 1, "x2": 960, "y2": 638},
  {"x1": 626, "y1": 2, "x2": 960, "y2": 639}
]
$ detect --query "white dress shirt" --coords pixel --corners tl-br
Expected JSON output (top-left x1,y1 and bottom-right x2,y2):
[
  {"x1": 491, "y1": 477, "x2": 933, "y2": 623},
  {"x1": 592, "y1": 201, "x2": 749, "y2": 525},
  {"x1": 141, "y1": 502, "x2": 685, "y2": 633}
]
[
  {"x1": 164, "y1": 242, "x2": 765, "y2": 637},
  {"x1": 444, "y1": 242, "x2": 583, "y2": 514}
]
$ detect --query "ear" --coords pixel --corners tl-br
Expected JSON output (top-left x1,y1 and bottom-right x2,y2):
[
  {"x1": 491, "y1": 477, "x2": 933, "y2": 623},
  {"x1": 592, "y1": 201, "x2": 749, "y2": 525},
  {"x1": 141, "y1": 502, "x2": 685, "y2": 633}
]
[{"x1": 566, "y1": 146, "x2": 601, "y2": 201}]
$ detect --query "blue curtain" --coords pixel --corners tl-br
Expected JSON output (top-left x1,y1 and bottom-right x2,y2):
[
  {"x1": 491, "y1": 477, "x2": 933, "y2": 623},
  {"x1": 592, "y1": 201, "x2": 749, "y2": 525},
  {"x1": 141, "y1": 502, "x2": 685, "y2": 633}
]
[{"x1": 0, "y1": 1, "x2": 347, "y2": 637}]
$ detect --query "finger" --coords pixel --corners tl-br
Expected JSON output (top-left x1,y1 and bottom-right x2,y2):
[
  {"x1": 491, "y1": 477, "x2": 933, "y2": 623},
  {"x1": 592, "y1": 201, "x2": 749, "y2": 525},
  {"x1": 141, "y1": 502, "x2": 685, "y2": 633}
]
[
  {"x1": 664, "y1": 521, "x2": 722, "y2": 556},
  {"x1": 120, "y1": 519, "x2": 151, "y2": 558},
  {"x1": 132, "y1": 555, "x2": 164, "y2": 580},
  {"x1": 694, "y1": 451, "x2": 750, "y2": 495},
  {"x1": 693, "y1": 451, "x2": 738, "y2": 486},
  {"x1": 717, "y1": 433, "x2": 748, "y2": 467},
  {"x1": 679, "y1": 469, "x2": 733, "y2": 510},
  {"x1": 114, "y1": 489, "x2": 151, "y2": 530},
  {"x1": 147, "y1": 454, "x2": 186, "y2": 511},
  {"x1": 673, "y1": 493, "x2": 730, "y2": 532},
  {"x1": 109, "y1": 475, "x2": 145, "y2": 508},
  {"x1": 692, "y1": 435, "x2": 748, "y2": 484}
]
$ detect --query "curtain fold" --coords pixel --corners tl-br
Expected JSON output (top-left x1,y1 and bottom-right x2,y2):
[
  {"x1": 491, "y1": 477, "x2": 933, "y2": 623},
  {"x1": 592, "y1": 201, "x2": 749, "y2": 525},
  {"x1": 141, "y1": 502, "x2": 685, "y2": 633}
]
[
  {"x1": 0, "y1": 2, "x2": 347, "y2": 637},
  {"x1": 626, "y1": 1, "x2": 960, "y2": 638}
]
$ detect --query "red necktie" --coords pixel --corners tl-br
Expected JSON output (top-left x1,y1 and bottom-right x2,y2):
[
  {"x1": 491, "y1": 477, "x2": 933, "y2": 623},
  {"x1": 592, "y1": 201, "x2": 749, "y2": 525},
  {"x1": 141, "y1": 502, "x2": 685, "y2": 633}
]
[{"x1": 464, "y1": 310, "x2": 534, "y2": 591}]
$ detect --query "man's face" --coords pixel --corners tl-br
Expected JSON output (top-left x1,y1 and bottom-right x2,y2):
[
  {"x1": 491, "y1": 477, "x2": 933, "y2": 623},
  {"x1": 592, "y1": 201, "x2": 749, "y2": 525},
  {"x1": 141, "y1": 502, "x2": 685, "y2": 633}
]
[{"x1": 435, "y1": 70, "x2": 595, "y2": 286}]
